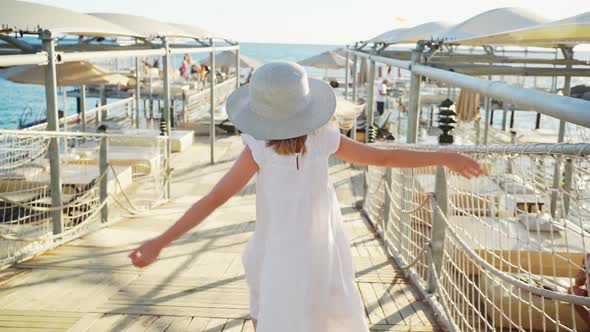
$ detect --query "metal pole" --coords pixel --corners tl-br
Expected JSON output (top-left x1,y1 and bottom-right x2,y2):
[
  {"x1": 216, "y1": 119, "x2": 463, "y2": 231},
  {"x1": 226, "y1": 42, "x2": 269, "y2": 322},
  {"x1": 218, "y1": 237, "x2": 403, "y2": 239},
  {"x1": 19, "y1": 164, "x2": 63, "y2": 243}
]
[
  {"x1": 351, "y1": 53, "x2": 358, "y2": 140},
  {"x1": 535, "y1": 113, "x2": 541, "y2": 129},
  {"x1": 100, "y1": 86, "x2": 107, "y2": 121},
  {"x1": 365, "y1": 50, "x2": 376, "y2": 142},
  {"x1": 382, "y1": 168, "x2": 392, "y2": 237},
  {"x1": 80, "y1": 85, "x2": 87, "y2": 132},
  {"x1": 344, "y1": 46, "x2": 350, "y2": 100},
  {"x1": 428, "y1": 166, "x2": 448, "y2": 293},
  {"x1": 135, "y1": 57, "x2": 141, "y2": 129},
  {"x1": 41, "y1": 31, "x2": 63, "y2": 235},
  {"x1": 483, "y1": 75, "x2": 492, "y2": 145},
  {"x1": 99, "y1": 136, "x2": 108, "y2": 223},
  {"x1": 235, "y1": 47, "x2": 240, "y2": 90},
  {"x1": 210, "y1": 39, "x2": 216, "y2": 164},
  {"x1": 563, "y1": 158, "x2": 574, "y2": 216},
  {"x1": 163, "y1": 38, "x2": 172, "y2": 200},
  {"x1": 406, "y1": 46, "x2": 424, "y2": 144},
  {"x1": 550, "y1": 56, "x2": 572, "y2": 217}
]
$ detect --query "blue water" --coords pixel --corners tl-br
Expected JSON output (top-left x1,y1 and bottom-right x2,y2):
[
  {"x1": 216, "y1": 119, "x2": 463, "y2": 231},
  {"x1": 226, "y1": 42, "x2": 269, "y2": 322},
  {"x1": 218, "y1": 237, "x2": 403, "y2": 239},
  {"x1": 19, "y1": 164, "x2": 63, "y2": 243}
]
[{"x1": 0, "y1": 42, "x2": 588, "y2": 131}]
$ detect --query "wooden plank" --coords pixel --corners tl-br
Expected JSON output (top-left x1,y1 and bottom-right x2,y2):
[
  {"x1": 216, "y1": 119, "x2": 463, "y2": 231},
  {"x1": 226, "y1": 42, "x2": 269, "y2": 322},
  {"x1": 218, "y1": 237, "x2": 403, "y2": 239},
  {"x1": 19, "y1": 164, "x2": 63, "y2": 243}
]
[
  {"x1": 123, "y1": 315, "x2": 159, "y2": 331},
  {"x1": 145, "y1": 316, "x2": 175, "y2": 332},
  {"x1": 86, "y1": 314, "x2": 125, "y2": 331},
  {"x1": 222, "y1": 319, "x2": 245, "y2": 332},
  {"x1": 204, "y1": 318, "x2": 226, "y2": 332},
  {"x1": 372, "y1": 282, "x2": 404, "y2": 326},
  {"x1": 185, "y1": 317, "x2": 209, "y2": 330},
  {"x1": 66, "y1": 313, "x2": 103, "y2": 332},
  {"x1": 163, "y1": 316, "x2": 192, "y2": 332},
  {"x1": 358, "y1": 282, "x2": 387, "y2": 325}
]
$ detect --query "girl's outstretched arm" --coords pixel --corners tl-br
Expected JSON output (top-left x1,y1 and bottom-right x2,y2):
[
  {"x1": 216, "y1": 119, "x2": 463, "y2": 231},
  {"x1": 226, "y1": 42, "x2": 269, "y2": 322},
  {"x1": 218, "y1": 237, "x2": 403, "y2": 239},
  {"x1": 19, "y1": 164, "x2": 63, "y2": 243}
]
[
  {"x1": 335, "y1": 135, "x2": 483, "y2": 179},
  {"x1": 129, "y1": 147, "x2": 258, "y2": 268}
]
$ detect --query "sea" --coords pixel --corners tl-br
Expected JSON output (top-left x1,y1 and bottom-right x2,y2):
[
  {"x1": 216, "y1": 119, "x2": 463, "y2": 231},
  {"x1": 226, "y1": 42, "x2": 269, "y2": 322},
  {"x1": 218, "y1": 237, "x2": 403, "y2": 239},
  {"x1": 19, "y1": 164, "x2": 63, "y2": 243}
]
[{"x1": 0, "y1": 42, "x2": 589, "y2": 131}]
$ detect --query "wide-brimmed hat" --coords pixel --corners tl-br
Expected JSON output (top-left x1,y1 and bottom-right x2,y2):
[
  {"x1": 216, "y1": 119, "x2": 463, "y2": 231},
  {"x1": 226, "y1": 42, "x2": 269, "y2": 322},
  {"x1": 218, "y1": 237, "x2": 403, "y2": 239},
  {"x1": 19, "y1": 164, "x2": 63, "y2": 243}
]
[{"x1": 226, "y1": 61, "x2": 336, "y2": 140}]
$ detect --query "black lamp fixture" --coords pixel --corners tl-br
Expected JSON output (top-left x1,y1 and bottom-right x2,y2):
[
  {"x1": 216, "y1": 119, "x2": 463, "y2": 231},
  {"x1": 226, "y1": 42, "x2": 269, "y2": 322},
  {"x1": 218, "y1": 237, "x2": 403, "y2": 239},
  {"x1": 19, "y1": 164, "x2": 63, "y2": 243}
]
[{"x1": 438, "y1": 98, "x2": 457, "y2": 145}]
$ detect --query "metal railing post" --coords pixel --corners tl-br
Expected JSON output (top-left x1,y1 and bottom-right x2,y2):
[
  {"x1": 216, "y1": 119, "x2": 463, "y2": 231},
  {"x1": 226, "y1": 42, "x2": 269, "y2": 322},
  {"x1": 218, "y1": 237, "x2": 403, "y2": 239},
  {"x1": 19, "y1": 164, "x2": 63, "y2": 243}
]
[
  {"x1": 382, "y1": 168, "x2": 393, "y2": 237},
  {"x1": 483, "y1": 75, "x2": 492, "y2": 145},
  {"x1": 563, "y1": 158, "x2": 574, "y2": 216},
  {"x1": 428, "y1": 166, "x2": 448, "y2": 293},
  {"x1": 551, "y1": 49, "x2": 573, "y2": 217},
  {"x1": 344, "y1": 46, "x2": 350, "y2": 100},
  {"x1": 41, "y1": 31, "x2": 63, "y2": 235},
  {"x1": 351, "y1": 52, "x2": 358, "y2": 141},
  {"x1": 99, "y1": 135, "x2": 109, "y2": 223},
  {"x1": 163, "y1": 38, "x2": 172, "y2": 200},
  {"x1": 235, "y1": 47, "x2": 240, "y2": 90},
  {"x1": 210, "y1": 39, "x2": 216, "y2": 164},
  {"x1": 407, "y1": 44, "x2": 424, "y2": 144},
  {"x1": 365, "y1": 47, "x2": 376, "y2": 142},
  {"x1": 80, "y1": 85, "x2": 87, "y2": 132},
  {"x1": 135, "y1": 57, "x2": 141, "y2": 129}
]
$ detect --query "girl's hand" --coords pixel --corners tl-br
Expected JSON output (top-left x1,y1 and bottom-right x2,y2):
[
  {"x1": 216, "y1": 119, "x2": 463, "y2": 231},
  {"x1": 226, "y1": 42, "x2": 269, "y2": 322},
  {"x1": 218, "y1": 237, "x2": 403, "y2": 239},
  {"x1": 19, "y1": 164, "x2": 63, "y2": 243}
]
[
  {"x1": 129, "y1": 238, "x2": 163, "y2": 268},
  {"x1": 443, "y1": 153, "x2": 484, "y2": 179}
]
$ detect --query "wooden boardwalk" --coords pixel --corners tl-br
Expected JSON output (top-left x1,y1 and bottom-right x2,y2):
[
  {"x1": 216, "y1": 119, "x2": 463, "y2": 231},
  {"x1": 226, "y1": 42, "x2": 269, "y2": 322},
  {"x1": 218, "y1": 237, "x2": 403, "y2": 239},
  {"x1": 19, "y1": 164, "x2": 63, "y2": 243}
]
[{"x1": 0, "y1": 136, "x2": 441, "y2": 332}]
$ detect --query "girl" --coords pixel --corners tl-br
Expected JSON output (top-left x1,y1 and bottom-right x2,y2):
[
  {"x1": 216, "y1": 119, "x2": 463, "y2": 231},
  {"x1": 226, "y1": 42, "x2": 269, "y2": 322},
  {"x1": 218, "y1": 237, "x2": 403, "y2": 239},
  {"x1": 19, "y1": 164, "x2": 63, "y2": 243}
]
[{"x1": 129, "y1": 61, "x2": 483, "y2": 332}]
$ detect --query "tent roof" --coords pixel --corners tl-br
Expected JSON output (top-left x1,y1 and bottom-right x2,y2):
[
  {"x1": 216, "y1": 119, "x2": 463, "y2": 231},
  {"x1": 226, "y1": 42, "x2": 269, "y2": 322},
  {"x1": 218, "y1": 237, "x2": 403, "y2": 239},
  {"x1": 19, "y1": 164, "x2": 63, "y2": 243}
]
[
  {"x1": 433, "y1": 7, "x2": 549, "y2": 42},
  {"x1": 90, "y1": 13, "x2": 196, "y2": 40},
  {"x1": 170, "y1": 23, "x2": 218, "y2": 40},
  {"x1": 0, "y1": 0, "x2": 142, "y2": 38},
  {"x1": 455, "y1": 11, "x2": 590, "y2": 47},
  {"x1": 369, "y1": 28, "x2": 409, "y2": 43},
  {"x1": 371, "y1": 21, "x2": 454, "y2": 44}
]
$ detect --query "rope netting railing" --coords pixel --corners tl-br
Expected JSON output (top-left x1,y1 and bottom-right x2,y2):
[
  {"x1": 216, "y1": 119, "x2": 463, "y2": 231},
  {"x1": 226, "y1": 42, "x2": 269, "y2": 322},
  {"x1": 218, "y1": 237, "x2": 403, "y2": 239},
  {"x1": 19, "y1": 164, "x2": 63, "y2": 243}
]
[
  {"x1": 363, "y1": 142, "x2": 590, "y2": 331},
  {"x1": 0, "y1": 130, "x2": 169, "y2": 267}
]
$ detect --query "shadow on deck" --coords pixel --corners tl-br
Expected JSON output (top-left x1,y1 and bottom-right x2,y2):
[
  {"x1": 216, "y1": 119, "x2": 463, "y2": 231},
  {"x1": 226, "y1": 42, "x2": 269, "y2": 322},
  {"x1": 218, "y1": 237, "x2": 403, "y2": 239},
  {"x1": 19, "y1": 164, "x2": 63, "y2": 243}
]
[{"x1": 0, "y1": 136, "x2": 442, "y2": 332}]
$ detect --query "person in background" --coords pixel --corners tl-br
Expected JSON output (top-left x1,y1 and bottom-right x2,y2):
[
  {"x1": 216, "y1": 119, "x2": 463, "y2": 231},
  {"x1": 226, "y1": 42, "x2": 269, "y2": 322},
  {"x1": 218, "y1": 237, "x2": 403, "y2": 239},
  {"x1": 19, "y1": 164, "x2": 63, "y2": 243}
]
[
  {"x1": 245, "y1": 67, "x2": 254, "y2": 84},
  {"x1": 375, "y1": 78, "x2": 388, "y2": 116},
  {"x1": 179, "y1": 53, "x2": 191, "y2": 79},
  {"x1": 190, "y1": 64, "x2": 200, "y2": 81}
]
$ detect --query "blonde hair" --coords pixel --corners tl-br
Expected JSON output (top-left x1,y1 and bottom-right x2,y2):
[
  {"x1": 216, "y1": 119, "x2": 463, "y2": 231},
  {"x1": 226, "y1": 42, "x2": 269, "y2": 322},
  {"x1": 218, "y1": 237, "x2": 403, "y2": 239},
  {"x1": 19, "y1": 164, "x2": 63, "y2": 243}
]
[{"x1": 266, "y1": 135, "x2": 307, "y2": 155}]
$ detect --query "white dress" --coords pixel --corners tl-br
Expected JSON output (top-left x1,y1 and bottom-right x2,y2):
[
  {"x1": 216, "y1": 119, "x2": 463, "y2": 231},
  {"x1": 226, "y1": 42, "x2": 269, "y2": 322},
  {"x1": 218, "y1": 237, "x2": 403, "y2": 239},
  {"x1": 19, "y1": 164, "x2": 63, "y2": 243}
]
[{"x1": 241, "y1": 120, "x2": 369, "y2": 332}]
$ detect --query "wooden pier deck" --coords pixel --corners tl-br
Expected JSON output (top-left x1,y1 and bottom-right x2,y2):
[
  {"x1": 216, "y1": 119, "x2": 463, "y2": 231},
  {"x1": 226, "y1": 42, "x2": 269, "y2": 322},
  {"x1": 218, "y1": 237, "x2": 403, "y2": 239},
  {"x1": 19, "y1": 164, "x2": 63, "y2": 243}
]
[{"x1": 0, "y1": 136, "x2": 441, "y2": 332}]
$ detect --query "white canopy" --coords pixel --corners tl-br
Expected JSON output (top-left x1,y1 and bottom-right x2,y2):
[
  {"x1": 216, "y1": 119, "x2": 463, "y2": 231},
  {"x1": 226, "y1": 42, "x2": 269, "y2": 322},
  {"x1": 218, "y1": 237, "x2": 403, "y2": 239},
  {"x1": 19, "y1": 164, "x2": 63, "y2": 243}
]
[
  {"x1": 433, "y1": 7, "x2": 549, "y2": 42},
  {"x1": 371, "y1": 22, "x2": 454, "y2": 44},
  {"x1": 455, "y1": 11, "x2": 590, "y2": 48},
  {"x1": 369, "y1": 28, "x2": 409, "y2": 43},
  {"x1": 0, "y1": 0, "x2": 141, "y2": 37},
  {"x1": 171, "y1": 23, "x2": 218, "y2": 41},
  {"x1": 298, "y1": 51, "x2": 352, "y2": 70},
  {"x1": 90, "y1": 13, "x2": 195, "y2": 40}
]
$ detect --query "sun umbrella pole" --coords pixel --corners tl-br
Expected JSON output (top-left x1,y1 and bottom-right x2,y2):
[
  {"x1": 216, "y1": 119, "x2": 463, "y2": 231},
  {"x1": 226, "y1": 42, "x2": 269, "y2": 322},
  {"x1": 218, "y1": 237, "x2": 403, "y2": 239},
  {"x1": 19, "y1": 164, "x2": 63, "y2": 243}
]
[
  {"x1": 210, "y1": 39, "x2": 216, "y2": 164},
  {"x1": 41, "y1": 31, "x2": 64, "y2": 235},
  {"x1": 135, "y1": 57, "x2": 141, "y2": 129},
  {"x1": 80, "y1": 85, "x2": 87, "y2": 132},
  {"x1": 344, "y1": 46, "x2": 350, "y2": 100},
  {"x1": 163, "y1": 38, "x2": 173, "y2": 200},
  {"x1": 406, "y1": 44, "x2": 424, "y2": 144}
]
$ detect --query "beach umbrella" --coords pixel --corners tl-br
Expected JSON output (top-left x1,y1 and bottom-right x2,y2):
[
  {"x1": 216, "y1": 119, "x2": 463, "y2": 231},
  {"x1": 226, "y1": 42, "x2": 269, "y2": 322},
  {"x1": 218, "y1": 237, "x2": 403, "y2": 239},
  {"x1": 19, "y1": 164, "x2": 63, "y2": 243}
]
[
  {"x1": 201, "y1": 51, "x2": 261, "y2": 69},
  {"x1": 298, "y1": 50, "x2": 351, "y2": 70},
  {"x1": 0, "y1": 61, "x2": 131, "y2": 86},
  {"x1": 455, "y1": 89, "x2": 481, "y2": 122}
]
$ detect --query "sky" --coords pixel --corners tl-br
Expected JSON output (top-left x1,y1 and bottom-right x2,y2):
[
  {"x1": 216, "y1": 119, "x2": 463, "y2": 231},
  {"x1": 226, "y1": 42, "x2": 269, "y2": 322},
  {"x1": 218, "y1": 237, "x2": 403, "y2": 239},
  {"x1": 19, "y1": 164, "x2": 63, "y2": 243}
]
[{"x1": 27, "y1": 0, "x2": 590, "y2": 45}]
